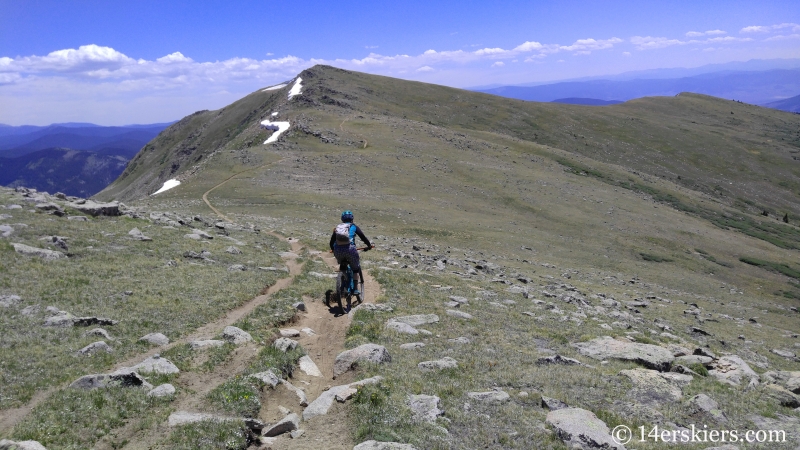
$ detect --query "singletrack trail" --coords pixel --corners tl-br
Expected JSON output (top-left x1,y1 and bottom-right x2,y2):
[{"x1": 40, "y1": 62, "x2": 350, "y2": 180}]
[
  {"x1": 340, "y1": 116, "x2": 368, "y2": 149},
  {"x1": 202, "y1": 157, "x2": 285, "y2": 222}
]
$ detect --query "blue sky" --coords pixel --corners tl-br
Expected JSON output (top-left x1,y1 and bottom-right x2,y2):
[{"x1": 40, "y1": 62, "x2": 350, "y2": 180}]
[{"x1": 1, "y1": 0, "x2": 799, "y2": 125}]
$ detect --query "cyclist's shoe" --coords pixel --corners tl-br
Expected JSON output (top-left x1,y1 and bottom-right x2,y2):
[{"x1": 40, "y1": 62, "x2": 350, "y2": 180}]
[{"x1": 352, "y1": 289, "x2": 361, "y2": 296}]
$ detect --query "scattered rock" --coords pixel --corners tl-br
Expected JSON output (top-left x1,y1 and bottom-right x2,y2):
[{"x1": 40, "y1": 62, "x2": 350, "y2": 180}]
[
  {"x1": 335, "y1": 387, "x2": 358, "y2": 402},
  {"x1": 536, "y1": 354, "x2": 585, "y2": 366},
  {"x1": 408, "y1": 394, "x2": 444, "y2": 423},
  {"x1": 128, "y1": 228, "x2": 152, "y2": 241},
  {"x1": 334, "y1": 344, "x2": 391, "y2": 377},
  {"x1": 353, "y1": 441, "x2": 418, "y2": 450},
  {"x1": 249, "y1": 370, "x2": 281, "y2": 389},
  {"x1": 301, "y1": 327, "x2": 315, "y2": 335},
  {"x1": 73, "y1": 317, "x2": 118, "y2": 327},
  {"x1": 128, "y1": 355, "x2": 180, "y2": 374},
  {"x1": 298, "y1": 355, "x2": 323, "y2": 377},
  {"x1": 148, "y1": 383, "x2": 176, "y2": 397},
  {"x1": 674, "y1": 355, "x2": 713, "y2": 367},
  {"x1": 190, "y1": 339, "x2": 225, "y2": 349},
  {"x1": 290, "y1": 429, "x2": 305, "y2": 439},
  {"x1": 391, "y1": 314, "x2": 439, "y2": 326},
  {"x1": 222, "y1": 326, "x2": 252, "y2": 344},
  {"x1": 282, "y1": 380, "x2": 309, "y2": 406},
  {"x1": 546, "y1": 407, "x2": 625, "y2": 450},
  {"x1": 689, "y1": 393, "x2": 727, "y2": 422},
  {"x1": 772, "y1": 348, "x2": 797, "y2": 359},
  {"x1": 386, "y1": 320, "x2": 419, "y2": 335},
  {"x1": 303, "y1": 376, "x2": 383, "y2": 420},
  {"x1": 139, "y1": 332, "x2": 169, "y2": 346},
  {"x1": 0, "y1": 225, "x2": 13, "y2": 237},
  {"x1": 227, "y1": 264, "x2": 247, "y2": 271},
  {"x1": 0, "y1": 439, "x2": 48, "y2": 450},
  {"x1": 72, "y1": 200, "x2": 120, "y2": 217},
  {"x1": 71, "y1": 369, "x2": 152, "y2": 390},
  {"x1": 399, "y1": 342, "x2": 425, "y2": 350},
  {"x1": 619, "y1": 368, "x2": 688, "y2": 405},
  {"x1": 446, "y1": 309, "x2": 473, "y2": 319},
  {"x1": 280, "y1": 328, "x2": 301, "y2": 337},
  {"x1": 12, "y1": 243, "x2": 65, "y2": 260},
  {"x1": 448, "y1": 337, "x2": 471, "y2": 344},
  {"x1": 467, "y1": 390, "x2": 510, "y2": 403},
  {"x1": 765, "y1": 384, "x2": 800, "y2": 408},
  {"x1": 418, "y1": 357, "x2": 458, "y2": 372},
  {"x1": 541, "y1": 396, "x2": 569, "y2": 410},
  {"x1": 293, "y1": 301, "x2": 306, "y2": 312},
  {"x1": 77, "y1": 341, "x2": 113, "y2": 356},
  {"x1": 709, "y1": 355, "x2": 759, "y2": 387},
  {"x1": 573, "y1": 336, "x2": 674, "y2": 371},
  {"x1": 354, "y1": 303, "x2": 394, "y2": 312},
  {"x1": 226, "y1": 246, "x2": 242, "y2": 254},
  {"x1": 43, "y1": 310, "x2": 76, "y2": 327},
  {"x1": 0, "y1": 295, "x2": 21, "y2": 308},
  {"x1": 84, "y1": 328, "x2": 112, "y2": 340},
  {"x1": 273, "y1": 337, "x2": 298, "y2": 352}
]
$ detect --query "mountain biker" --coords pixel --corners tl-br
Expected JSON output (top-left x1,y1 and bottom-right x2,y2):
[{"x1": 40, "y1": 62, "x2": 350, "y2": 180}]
[{"x1": 330, "y1": 210, "x2": 373, "y2": 294}]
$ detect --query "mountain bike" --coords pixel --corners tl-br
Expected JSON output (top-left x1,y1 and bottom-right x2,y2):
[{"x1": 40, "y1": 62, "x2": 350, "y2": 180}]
[{"x1": 325, "y1": 247, "x2": 368, "y2": 313}]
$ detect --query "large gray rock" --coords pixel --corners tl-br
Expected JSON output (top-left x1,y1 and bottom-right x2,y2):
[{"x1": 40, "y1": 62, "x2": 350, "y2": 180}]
[
  {"x1": 128, "y1": 355, "x2": 180, "y2": 374},
  {"x1": 84, "y1": 328, "x2": 112, "y2": 340},
  {"x1": 333, "y1": 344, "x2": 391, "y2": 377},
  {"x1": 467, "y1": 390, "x2": 510, "y2": 403},
  {"x1": 689, "y1": 394, "x2": 727, "y2": 422},
  {"x1": 546, "y1": 407, "x2": 626, "y2": 450},
  {"x1": 0, "y1": 225, "x2": 13, "y2": 237},
  {"x1": 353, "y1": 441, "x2": 418, "y2": 450},
  {"x1": 573, "y1": 336, "x2": 674, "y2": 371},
  {"x1": 249, "y1": 370, "x2": 281, "y2": 388},
  {"x1": 273, "y1": 337, "x2": 298, "y2": 352},
  {"x1": 0, "y1": 295, "x2": 21, "y2": 308},
  {"x1": 282, "y1": 380, "x2": 308, "y2": 406},
  {"x1": 353, "y1": 441, "x2": 417, "y2": 450},
  {"x1": 139, "y1": 333, "x2": 169, "y2": 346},
  {"x1": 264, "y1": 413, "x2": 300, "y2": 437},
  {"x1": 408, "y1": 394, "x2": 444, "y2": 423},
  {"x1": 128, "y1": 228, "x2": 152, "y2": 241},
  {"x1": 72, "y1": 200, "x2": 121, "y2": 217},
  {"x1": 446, "y1": 309, "x2": 473, "y2": 320},
  {"x1": 303, "y1": 376, "x2": 382, "y2": 421},
  {"x1": 709, "y1": 355, "x2": 758, "y2": 387},
  {"x1": 0, "y1": 440, "x2": 48, "y2": 450},
  {"x1": 298, "y1": 355, "x2": 322, "y2": 377},
  {"x1": 70, "y1": 369, "x2": 152, "y2": 390},
  {"x1": 761, "y1": 370, "x2": 800, "y2": 394},
  {"x1": 391, "y1": 314, "x2": 439, "y2": 327},
  {"x1": 385, "y1": 320, "x2": 419, "y2": 334},
  {"x1": 148, "y1": 383, "x2": 176, "y2": 397},
  {"x1": 619, "y1": 368, "x2": 689, "y2": 404},
  {"x1": 77, "y1": 341, "x2": 113, "y2": 356},
  {"x1": 43, "y1": 311, "x2": 76, "y2": 327},
  {"x1": 418, "y1": 357, "x2": 458, "y2": 372},
  {"x1": 12, "y1": 243, "x2": 65, "y2": 260},
  {"x1": 222, "y1": 326, "x2": 252, "y2": 344}
]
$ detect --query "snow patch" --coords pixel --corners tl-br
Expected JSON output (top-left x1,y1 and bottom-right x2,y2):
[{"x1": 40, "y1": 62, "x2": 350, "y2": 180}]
[
  {"x1": 271, "y1": 112, "x2": 278, "y2": 116},
  {"x1": 261, "y1": 120, "x2": 290, "y2": 144},
  {"x1": 152, "y1": 179, "x2": 180, "y2": 195},
  {"x1": 262, "y1": 83, "x2": 287, "y2": 91},
  {"x1": 288, "y1": 77, "x2": 303, "y2": 99}
]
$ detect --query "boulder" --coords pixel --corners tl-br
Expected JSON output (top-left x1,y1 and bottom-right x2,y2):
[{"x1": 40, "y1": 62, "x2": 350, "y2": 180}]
[
  {"x1": 0, "y1": 440, "x2": 48, "y2": 450},
  {"x1": 541, "y1": 396, "x2": 569, "y2": 410},
  {"x1": 303, "y1": 376, "x2": 383, "y2": 421},
  {"x1": 298, "y1": 355, "x2": 322, "y2": 377},
  {"x1": 264, "y1": 413, "x2": 300, "y2": 437},
  {"x1": 273, "y1": 337, "x2": 298, "y2": 352},
  {"x1": 226, "y1": 246, "x2": 242, "y2": 254},
  {"x1": 446, "y1": 310, "x2": 473, "y2": 320},
  {"x1": 280, "y1": 328, "x2": 301, "y2": 337},
  {"x1": 72, "y1": 317, "x2": 118, "y2": 327},
  {"x1": 391, "y1": 314, "x2": 439, "y2": 327},
  {"x1": 418, "y1": 357, "x2": 458, "y2": 372},
  {"x1": 12, "y1": 243, "x2": 65, "y2": 260},
  {"x1": 408, "y1": 394, "x2": 444, "y2": 423},
  {"x1": 249, "y1": 370, "x2": 282, "y2": 388},
  {"x1": 674, "y1": 355, "x2": 713, "y2": 367},
  {"x1": 619, "y1": 368, "x2": 687, "y2": 405},
  {"x1": 467, "y1": 390, "x2": 510, "y2": 403},
  {"x1": 148, "y1": 383, "x2": 176, "y2": 397},
  {"x1": 399, "y1": 342, "x2": 425, "y2": 350},
  {"x1": 546, "y1": 407, "x2": 626, "y2": 450},
  {"x1": 688, "y1": 394, "x2": 727, "y2": 422},
  {"x1": 386, "y1": 320, "x2": 419, "y2": 335},
  {"x1": 765, "y1": 385, "x2": 800, "y2": 408},
  {"x1": 227, "y1": 264, "x2": 247, "y2": 271},
  {"x1": 333, "y1": 344, "x2": 391, "y2": 377},
  {"x1": 128, "y1": 355, "x2": 180, "y2": 374},
  {"x1": 709, "y1": 355, "x2": 759, "y2": 387},
  {"x1": 222, "y1": 326, "x2": 252, "y2": 344},
  {"x1": 71, "y1": 369, "x2": 152, "y2": 390},
  {"x1": 536, "y1": 354, "x2": 585, "y2": 366},
  {"x1": 293, "y1": 301, "x2": 306, "y2": 312},
  {"x1": 84, "y1": 328, "x2": 112, "y2": 340},
  {"x1": 77, "y1": 341, "x2": 113, "y2": 356},
  {"x1": 139, "y1": 333, "x2": 169, "y2": 346},
  {"x1": 0, "y1": 225, "x2": 13, "y2": 237},
  {"x1": 128, "y1": 228, "x2": 152, "y2": 241},
  {"x1": 335, "y1": 387, "x2": 358, "y2": 403},
  {"x1": 43, "y1": 311, "x2": 76, "y2": 327},
  {"x1": 72, "y1": 200, "x2": 121, "y2": 217},
  {"x1": 282, "y1": 380, "x2": 308, "y2": 406},
  {"x1": 0, "y1": 295, "x2": 21, "y2": 308},
  {"x1": 353, "y1": 441, "x2": 418, "y2": 450},
  {"x1": 573, "y1": 336, "x2": 674, "y2": 371}
]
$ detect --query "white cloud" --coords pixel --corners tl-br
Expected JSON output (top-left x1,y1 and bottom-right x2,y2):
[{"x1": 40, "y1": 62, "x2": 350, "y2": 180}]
[
  {"x1": 559, "y1": 37, "x2": 623, "y2": 52},
  {"x1": 741, "y1": 22, "x2": 800, "y2": 33},
  {"x1": 513, "y1": 41, "x2": 543, "y2": 52},
  {"x1": 156, "y1": 52, "x2": 193, "y2": 63},
  {"x1": 631, "y1": 36, "x2": 685, "y2": 50},
  {"x1": 686, "y1": 29, "x2": 726, "y2": 37},
  {"x1": 491, "y1": 61, "x2": 504, "y2": 67},
  {"x1": 764, "y1": 33, "x2": 800, "y2": 41},
  {"x1": 365, "y1": 45, "x2": 379, "y2": 49},
  {"x1": 622, "y1": 51, "x2": 631, "y2": 56},
  {"x1": 416, "y1": 65, "x2": 434, "y2": 72},
  {"x1": 706, "y1": 29, "x2": 726, "y2": 35},
  {"x1": 686, "y1": 31, "x2": 705, "y2": 37}
]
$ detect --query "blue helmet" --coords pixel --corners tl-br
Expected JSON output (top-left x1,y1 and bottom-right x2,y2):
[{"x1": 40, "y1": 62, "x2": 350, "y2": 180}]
[{"x1": 341, "y1": 210, "x2": 354, "y2": 222}]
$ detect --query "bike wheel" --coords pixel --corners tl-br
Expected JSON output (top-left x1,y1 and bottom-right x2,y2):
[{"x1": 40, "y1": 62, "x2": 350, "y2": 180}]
[{"x1": 335, "y1": 273, "x2": 346, "y2": 312}]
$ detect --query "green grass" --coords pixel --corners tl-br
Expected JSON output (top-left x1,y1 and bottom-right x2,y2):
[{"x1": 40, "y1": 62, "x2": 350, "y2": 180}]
[
  {"x1": 206, "y1": 376, "x2": 261, "y2": 418},
  {"x1": 740, "y1": 257, "x2": 800, "y2": 281},
  {"x1": 165, "y1": 420, "x2": 251, "y2": 450},
  {"x1": 640, "y1": 253, "x2": 673, "y2": 263}
]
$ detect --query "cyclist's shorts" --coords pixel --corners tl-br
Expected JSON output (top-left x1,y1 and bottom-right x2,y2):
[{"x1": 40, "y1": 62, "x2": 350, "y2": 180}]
[{"x1": 333, "y1": 244, "x2": 361, "y2": 271}]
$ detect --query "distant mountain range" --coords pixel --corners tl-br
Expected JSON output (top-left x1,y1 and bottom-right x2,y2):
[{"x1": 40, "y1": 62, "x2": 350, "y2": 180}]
[
  {"x1": 763, "y1": 94, "x2": 800, "y2": 113},
  {"x1": 551, "y1": 98, "x2": 622, "y2": 106},
  {"x1": 477, "y1": 68, "x2": 800, "y2": 110},
  {"x1": 0, "y1": 122, "x2": 173, "y2": 197}
]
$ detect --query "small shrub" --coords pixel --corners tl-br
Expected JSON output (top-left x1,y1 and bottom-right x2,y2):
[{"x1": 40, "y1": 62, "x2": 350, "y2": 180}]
[
  {"x1": 688, "y1": 363, "x2": 709, "y2": 377},
  {"x1": 640, "y1": 253, "x2": 672, "y2": 263},
  {"x1": 206, "y1": 376, "x2": 261, "y2": 418}
]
